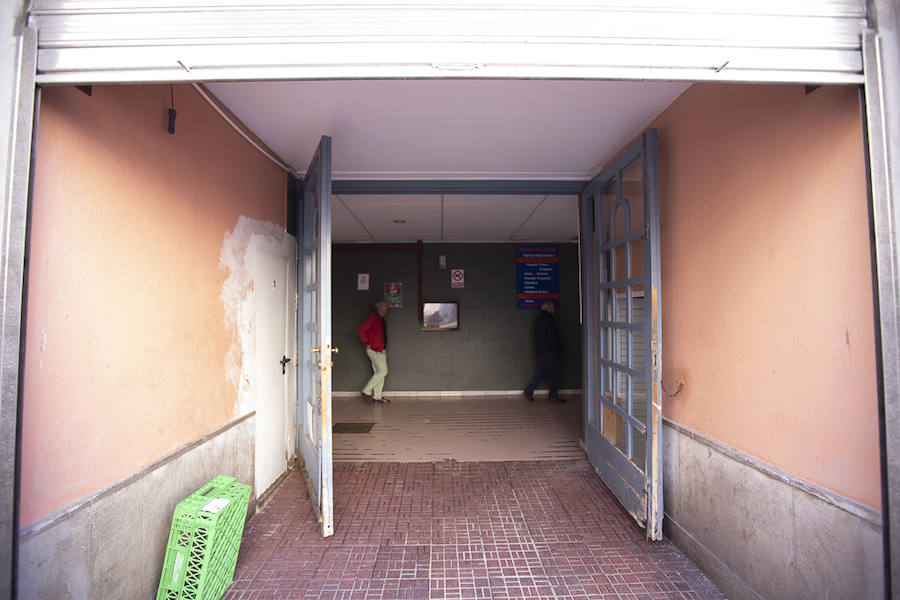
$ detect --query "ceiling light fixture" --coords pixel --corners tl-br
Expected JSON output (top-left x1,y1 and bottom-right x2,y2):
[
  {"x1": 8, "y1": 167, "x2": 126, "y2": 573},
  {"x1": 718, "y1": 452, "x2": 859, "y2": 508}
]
[{"x1": 393, "y1": 219, "x2": 406, "y2": 224}]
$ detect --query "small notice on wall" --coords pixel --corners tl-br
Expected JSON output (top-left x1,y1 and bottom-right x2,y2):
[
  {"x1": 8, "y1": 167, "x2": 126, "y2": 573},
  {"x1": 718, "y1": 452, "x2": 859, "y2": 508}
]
[
  {"x1": 517, "y1": 246, "x2": 559, "y2": 309},
  {"x1": 451, "y1": 269, "x2": 465, "y2": 288},
  {"x1": 384, "y1": 282, "x2": 403, "y2": 308},
  {"x1": 357, "y1": 273, "x2": 370, "y2": 291}
]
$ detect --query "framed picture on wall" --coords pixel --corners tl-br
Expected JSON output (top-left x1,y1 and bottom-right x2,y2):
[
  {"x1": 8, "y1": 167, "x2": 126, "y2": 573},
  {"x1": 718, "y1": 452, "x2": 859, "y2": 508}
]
[{"x1": 422, "y1": 301, "x2": 459, "y2": 331}]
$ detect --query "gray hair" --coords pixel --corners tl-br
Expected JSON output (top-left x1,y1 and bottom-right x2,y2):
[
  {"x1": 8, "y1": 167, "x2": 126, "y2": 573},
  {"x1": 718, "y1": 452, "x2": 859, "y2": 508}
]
[
  {"x1": 541, "y1": 300, "x2": 555, "y2": 311},
  {"x1": 375, "y1": 300, "x2": 387, "y2": 310}
]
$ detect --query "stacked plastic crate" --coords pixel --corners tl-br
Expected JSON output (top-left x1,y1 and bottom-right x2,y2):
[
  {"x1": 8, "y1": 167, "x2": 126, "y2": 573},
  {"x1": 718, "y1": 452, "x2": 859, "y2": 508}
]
[{"x1": 156, "y1": 476, "x2": 252, "y2": 600}]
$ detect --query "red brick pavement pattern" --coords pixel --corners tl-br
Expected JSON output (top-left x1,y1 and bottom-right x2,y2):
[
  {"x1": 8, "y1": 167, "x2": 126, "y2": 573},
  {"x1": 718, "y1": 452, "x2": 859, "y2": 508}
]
[{"x1": 223, "y1": 460, "x2": 724, "y2": 600}]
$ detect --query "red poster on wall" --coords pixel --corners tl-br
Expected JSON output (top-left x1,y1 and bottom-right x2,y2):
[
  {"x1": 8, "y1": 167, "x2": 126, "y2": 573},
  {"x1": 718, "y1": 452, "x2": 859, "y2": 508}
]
[{"x1": 384, "y1": 282, "x2": 403, "y2": 307}]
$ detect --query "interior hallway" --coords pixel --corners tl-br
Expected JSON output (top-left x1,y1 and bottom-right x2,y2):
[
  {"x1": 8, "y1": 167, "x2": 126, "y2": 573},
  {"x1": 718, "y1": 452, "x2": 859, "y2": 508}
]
[
  {"x1": 332, "y1": 394, "x2": 585, "y2": 462},
  {"x1": 223, "y1": 396, "x2": 724, "y2": 599}
]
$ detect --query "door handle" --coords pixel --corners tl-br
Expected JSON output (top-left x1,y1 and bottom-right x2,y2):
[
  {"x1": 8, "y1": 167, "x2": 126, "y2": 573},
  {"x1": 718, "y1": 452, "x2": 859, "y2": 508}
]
[
  {"x1": 312, "y1": 346, "x2": 339, "y2": 354},
  {"x1": 312, "y1": 346, "x2": 339, "y2": 369},
  {"x1": 280, "y1": 355, "x2": 291, "y2": 374}
]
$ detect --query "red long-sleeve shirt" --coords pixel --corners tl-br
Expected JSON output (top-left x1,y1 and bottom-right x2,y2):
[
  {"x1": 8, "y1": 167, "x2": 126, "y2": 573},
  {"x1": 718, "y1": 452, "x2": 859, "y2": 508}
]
[{"x1": 357, "y1": 313, "x2": 386, "y2": 352}]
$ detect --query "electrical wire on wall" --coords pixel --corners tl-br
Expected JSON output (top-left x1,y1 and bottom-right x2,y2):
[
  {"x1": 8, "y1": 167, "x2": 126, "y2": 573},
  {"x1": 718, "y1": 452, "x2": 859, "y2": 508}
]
[{"x1": 191, "y1": 83, "x2": 296, "y2": 176}]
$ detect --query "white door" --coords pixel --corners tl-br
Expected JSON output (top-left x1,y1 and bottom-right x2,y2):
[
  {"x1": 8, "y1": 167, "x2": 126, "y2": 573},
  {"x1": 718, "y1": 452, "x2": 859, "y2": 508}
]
[
  {"x1": 253, "y1": 242, "x2": 292, "y2": 498},
  {"x1": 297, "y1": 136, "x2": 334, "y2": 537}
]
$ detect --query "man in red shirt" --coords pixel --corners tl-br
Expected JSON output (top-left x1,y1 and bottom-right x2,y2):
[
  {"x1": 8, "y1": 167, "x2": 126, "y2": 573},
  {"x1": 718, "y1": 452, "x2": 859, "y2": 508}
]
[{"x1": 357, "y1": 300, "x2": 390, "y2": 403}]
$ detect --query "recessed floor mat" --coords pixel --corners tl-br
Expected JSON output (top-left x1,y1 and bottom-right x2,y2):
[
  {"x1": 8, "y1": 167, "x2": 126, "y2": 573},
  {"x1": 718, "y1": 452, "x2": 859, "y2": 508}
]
[{"x1": 332, "y1": 422, "x2": 374, "y2": 434}]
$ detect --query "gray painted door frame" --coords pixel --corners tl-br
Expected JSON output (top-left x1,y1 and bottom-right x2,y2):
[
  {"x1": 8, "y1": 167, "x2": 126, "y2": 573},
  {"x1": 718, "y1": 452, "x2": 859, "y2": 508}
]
[
  {"x1": 0, "y1": 18, "x2": 36, "y2": 600},
  {"x1": 862, "y1": 0, "x2": 900, "y2": 591}
]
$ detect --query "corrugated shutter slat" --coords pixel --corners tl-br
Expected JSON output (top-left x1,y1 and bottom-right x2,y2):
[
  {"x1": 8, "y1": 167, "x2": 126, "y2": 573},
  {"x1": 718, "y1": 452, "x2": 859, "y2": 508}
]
[{"x1": 31, "y1": 1, "x2": 867, "y2": 84}]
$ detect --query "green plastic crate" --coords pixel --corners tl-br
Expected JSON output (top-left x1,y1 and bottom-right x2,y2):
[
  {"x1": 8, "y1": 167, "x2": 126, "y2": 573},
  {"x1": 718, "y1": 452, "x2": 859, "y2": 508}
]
[{"x1": 156, "y1": 475, "x2": 251, "y2": 600}]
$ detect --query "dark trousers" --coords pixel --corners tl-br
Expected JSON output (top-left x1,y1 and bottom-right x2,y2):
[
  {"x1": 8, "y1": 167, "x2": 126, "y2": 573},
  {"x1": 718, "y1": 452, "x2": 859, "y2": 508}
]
[{"x1": 526, "y1": 351, "x2": 560, "y2": 397}]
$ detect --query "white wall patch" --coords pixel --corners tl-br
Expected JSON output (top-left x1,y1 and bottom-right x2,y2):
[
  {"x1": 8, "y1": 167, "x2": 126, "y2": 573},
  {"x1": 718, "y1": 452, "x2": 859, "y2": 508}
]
[{"x1": 219, "y1": 215, "x2": 296, "y2": 417}]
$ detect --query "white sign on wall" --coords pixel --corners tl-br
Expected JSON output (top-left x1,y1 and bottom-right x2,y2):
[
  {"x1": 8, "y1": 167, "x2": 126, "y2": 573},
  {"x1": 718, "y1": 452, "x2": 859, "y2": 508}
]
[
  {"x1": 357, "y1": 273, "x2": 370, "y2": 291},
  {"x1": 451, "y1": 269, "x2": 465, "y2": 288}
]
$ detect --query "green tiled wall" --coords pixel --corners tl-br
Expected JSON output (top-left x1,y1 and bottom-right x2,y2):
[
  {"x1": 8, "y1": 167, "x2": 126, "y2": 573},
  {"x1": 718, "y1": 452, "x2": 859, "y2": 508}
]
[{"x1": 332, "y1": 243, "x2": 582, "y2": 392}]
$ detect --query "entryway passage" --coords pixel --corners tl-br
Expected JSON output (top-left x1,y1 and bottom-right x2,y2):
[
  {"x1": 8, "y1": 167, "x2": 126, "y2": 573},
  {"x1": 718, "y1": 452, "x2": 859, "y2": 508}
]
[
  {"x1": 332, "y1": 395, "x2": 585, "y2": 462},
  {"x1": 224, "y1": 460, "x2": 724, "y2": 599}
]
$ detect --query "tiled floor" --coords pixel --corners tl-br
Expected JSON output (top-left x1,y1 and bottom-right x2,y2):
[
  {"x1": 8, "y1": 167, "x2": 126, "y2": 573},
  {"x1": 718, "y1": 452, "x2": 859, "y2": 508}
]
[
  {"x1": 224, "y1": 460, "x2": 725, "y2": 599},
  {"x1": 332, "y1": 395, "x2": 584, "y2": 462}
]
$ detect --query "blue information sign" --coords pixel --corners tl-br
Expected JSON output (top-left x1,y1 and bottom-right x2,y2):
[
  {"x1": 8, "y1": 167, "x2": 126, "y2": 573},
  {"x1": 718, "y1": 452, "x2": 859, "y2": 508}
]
[{"x1": 517, "y1": 246, "x2": 559, "y2": 309}]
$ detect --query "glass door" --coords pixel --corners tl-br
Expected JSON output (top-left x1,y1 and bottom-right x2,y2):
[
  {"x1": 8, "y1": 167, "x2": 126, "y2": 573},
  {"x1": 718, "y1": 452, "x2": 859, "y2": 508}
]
[
  {"x1": 297, "y1": 135, "x2": 335, "y2": 537},
  {"x1": 580, "y1": 130, "x2": 663, "y2": 539}
]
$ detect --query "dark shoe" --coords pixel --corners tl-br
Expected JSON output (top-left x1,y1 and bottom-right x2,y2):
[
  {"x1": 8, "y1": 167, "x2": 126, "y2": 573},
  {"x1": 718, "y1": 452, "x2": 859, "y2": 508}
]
[
  {"x1": 361, "y1": 392, "x2": 374, "y2": 403},
  {"x1": 375, "y1": 396, "x2": 391, "y2": 404},
  {"x1": 523, "y1": 389, "x2": 534, "y2": 402},
  {"x1": 549, "y1": 396, "x2": 565, "y2": 403}
]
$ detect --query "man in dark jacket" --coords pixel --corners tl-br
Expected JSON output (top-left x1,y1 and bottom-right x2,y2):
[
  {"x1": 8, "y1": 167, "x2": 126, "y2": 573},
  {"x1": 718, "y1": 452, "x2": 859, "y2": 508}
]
[
  {"x1": 523, "y1": 300, "x2": 564, "y2": 403},
  {"x1": 357, "y1": 300, "x2": 390, "y2": 403}
]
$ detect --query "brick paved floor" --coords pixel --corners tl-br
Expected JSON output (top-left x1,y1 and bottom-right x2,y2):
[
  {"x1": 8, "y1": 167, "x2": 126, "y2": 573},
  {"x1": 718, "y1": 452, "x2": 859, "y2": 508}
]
[{"x1": 224, "y1": 460, "x2": 725, "y2": 600}]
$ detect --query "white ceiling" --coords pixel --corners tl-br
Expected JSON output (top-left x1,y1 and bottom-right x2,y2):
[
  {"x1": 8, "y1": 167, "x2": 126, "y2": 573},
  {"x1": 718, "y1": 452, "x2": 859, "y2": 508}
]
[
  {"x1": 333, "y1": 193, "x2": 579, "y2": 243},
  {"x1": 205, "y1": 79, "x2": 690, "y2": 242}
]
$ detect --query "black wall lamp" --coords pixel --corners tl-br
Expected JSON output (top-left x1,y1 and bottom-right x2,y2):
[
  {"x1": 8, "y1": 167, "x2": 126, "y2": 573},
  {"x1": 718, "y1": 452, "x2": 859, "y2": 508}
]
[{"x1": 167, "y1": 84, "x2": 177, "y2": 134}]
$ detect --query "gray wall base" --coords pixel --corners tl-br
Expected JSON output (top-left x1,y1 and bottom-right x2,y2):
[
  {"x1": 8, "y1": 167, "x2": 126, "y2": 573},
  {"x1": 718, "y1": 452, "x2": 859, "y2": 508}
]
[
  {"x1": 17, "y1": 415, "x2": 256, "y2": 600},
  {"x1": 663, "y1": 420, "x2": 884, "y2": 600}
]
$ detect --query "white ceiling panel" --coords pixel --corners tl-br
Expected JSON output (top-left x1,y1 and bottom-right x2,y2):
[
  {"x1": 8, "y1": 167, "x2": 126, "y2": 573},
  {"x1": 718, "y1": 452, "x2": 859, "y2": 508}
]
[
  {"x1": 340, "y1": 194, "x2": 443, "y2": 207},
  {"x1": 204, "y1": 79, "x2": 687, "y2": 242},
  {"x1": 339, "y1": 194, "x2": 441, "y2": 215},
  {"x1": 332, "y1": 195, "x2": 372, "y2": 241},
  {"x1": 206, "y1": 79, "x2": 689, "y2": 181},
  {"x1": 346, "y1": 206, "x2": 441, "y2": 220},
  {"x1": 352, "y1": 213, "x2": 441, "y2": 231},
  {"x1": 335, "y1": 194, "x2": 443, "y2": 242},
  {"x1": 442, "y1": 196, "x2": 539, "y2": 221},
  {"x1": 444, "y1": 196, "x2": 535, "y2": 207},
  {"x1": 510, "y1": 196, "x2": 580, "y2": 241},
  {"x1": 441, "y1": 227, "x2": 519, "y2": 242},
  {"x1": 442, "y1": 195, "x2": 543, "y2": 210},
  {"x1": 332, "y1": 193, "x2": 579, "y2": 243}
]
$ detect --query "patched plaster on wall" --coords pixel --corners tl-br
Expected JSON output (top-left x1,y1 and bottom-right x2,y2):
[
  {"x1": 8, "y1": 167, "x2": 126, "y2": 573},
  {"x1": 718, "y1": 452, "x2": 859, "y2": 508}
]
[{"x1": 220, "y1": 215, "x2": 296, "y2": 417}]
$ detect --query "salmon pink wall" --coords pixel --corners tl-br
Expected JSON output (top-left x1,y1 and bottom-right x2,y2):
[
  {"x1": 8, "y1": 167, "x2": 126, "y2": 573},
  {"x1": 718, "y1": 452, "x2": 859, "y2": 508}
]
[
  {"x1": 21, "y1": 84, "x2": 285, "y2": 525},
  {"x1": 652, "y1": 84, "x2": 880, "y2": 507}
]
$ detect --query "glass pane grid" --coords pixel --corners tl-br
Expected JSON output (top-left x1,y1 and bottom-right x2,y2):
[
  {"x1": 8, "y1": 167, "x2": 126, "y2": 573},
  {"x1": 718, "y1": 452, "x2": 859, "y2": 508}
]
[{"x1": 594, "y1": 155, "x2": 650, "y2": 472}]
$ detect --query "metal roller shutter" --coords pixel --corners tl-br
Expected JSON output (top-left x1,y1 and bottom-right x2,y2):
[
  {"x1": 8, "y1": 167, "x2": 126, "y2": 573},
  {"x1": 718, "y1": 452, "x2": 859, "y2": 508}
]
[{"x1": 32, "y1": 0, "x2": 866, "y2": 84}]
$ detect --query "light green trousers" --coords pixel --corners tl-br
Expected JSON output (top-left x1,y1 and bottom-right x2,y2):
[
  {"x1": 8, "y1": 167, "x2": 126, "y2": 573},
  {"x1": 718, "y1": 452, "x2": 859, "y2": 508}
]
[{"x1": 362, "y1": 348, "x2": 389, "y2": 399}]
